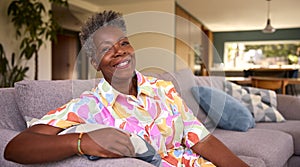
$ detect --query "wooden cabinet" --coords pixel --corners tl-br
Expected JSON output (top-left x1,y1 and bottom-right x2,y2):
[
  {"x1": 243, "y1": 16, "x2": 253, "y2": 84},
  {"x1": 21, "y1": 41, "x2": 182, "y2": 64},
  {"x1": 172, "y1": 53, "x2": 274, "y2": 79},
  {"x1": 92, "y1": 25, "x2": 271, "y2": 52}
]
[{"x1": 175, "y1": 5, "x2": 212, "y2": 76}]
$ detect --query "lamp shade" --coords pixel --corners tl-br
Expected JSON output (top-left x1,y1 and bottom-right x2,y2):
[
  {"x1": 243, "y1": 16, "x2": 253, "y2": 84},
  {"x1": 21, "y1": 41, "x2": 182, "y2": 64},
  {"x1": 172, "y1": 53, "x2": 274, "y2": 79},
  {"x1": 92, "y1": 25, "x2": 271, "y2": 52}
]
[{"x1": 262, "y1": 18, "x2": 276, "y2": 33}]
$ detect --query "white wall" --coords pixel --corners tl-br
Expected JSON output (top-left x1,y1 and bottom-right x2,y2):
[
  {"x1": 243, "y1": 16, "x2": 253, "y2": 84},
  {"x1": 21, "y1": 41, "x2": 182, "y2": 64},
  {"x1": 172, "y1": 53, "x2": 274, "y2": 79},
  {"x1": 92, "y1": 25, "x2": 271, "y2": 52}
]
[{"x1": 0, "y1": 0, "x2": 52, "y2": 80}]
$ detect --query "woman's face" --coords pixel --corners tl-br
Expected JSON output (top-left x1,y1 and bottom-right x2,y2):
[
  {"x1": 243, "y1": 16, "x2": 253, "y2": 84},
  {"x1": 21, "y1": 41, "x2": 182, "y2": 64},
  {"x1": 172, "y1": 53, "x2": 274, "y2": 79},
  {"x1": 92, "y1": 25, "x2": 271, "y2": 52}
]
[{"x1": 93, "y1": 26, "x2": 136, "y2": 83}]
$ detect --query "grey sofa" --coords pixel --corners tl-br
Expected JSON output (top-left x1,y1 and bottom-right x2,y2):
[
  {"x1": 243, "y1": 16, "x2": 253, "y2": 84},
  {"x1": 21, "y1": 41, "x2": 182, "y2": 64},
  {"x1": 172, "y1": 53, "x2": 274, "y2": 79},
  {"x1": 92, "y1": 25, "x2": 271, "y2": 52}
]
[{"x1": 1, "y1": 69, "x2": 300, "y2": 167}]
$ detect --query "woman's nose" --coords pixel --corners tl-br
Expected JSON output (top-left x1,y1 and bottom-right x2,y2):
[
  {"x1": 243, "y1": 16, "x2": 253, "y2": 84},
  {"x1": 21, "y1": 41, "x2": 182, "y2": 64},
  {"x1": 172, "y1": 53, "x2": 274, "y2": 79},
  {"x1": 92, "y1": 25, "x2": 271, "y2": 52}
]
[{"x1": 113, "y1": 44, "x2": 127, "y2": 57}]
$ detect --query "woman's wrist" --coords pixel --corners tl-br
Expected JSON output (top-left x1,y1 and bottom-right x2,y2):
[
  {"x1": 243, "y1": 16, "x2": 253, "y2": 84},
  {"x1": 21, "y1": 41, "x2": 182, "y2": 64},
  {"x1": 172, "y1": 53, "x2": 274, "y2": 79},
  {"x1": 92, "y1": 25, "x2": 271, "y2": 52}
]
[
  {"x1": 77, "y1": 132, "x2": 85, "y2": 155},
  {"x1": 69, "y1": 132, "x2": 85, "y2": 156}
]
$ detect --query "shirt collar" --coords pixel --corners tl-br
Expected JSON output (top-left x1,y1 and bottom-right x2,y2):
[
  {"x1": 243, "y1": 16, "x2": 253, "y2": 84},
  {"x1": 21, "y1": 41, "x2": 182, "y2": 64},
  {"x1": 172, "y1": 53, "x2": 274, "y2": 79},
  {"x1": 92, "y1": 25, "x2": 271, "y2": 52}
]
[{"x1": 96, "y1": 70, "x2": 156, "y2": 106}]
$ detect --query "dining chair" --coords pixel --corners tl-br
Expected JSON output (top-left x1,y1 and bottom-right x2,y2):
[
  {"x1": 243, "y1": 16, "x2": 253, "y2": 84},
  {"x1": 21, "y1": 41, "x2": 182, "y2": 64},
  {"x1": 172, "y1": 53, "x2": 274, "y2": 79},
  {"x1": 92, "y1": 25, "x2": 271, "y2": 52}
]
[
  {"x1": 245, "y1": 69, "x2": 299, "y2": 95},
  {"x1": 251, "y1": 77, "x2": 288, "y2": 94}
]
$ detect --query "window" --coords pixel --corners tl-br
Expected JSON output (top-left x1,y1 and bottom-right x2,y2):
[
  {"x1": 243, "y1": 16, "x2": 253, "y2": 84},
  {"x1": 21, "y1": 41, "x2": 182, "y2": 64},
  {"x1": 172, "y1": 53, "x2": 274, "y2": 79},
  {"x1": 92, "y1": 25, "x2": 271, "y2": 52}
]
[{"x1": 223, "y1": 40, "x2": 300, "y2": 69}]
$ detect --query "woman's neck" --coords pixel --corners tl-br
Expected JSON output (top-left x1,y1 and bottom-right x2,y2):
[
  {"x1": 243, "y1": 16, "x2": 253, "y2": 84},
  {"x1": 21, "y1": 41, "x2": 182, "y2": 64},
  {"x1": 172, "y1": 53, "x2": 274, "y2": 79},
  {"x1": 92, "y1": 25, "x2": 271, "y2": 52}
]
[{"x1": 107, "y1": 74, "x2": 137, "y2": 97}]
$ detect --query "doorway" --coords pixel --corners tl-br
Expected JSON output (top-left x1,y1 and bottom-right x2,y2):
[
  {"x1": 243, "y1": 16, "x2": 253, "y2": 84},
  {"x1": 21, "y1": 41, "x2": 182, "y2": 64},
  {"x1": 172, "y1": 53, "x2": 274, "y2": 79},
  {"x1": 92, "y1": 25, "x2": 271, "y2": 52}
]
[{"x1": 52, "y1": 30, "x2": 81, "y2": 80}]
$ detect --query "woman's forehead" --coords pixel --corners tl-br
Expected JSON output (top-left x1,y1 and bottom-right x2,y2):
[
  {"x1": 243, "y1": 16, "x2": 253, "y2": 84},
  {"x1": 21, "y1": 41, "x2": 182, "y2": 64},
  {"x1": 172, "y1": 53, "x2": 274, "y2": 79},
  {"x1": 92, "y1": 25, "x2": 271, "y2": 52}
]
[{"x1": 93, "y1": 26, "x2": 126, "y2": 46}]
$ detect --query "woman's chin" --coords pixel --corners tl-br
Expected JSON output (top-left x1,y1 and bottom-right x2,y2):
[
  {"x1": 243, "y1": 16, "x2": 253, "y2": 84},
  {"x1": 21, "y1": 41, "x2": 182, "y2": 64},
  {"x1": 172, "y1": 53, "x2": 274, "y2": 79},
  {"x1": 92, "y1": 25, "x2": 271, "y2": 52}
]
[{"x1": 112, "y1": 69, "x2": 135, "y2": 80}]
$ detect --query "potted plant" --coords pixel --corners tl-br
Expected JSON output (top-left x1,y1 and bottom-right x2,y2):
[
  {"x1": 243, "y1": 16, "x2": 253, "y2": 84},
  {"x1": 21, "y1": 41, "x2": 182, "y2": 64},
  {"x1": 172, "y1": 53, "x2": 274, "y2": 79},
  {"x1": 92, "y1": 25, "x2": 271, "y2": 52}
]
[
  {"x1": 0, "y1": 0, "x2": 68, "y2": 87},
  {"x1": 0, "y1": 44, "x2": 29, "y2": 87}
]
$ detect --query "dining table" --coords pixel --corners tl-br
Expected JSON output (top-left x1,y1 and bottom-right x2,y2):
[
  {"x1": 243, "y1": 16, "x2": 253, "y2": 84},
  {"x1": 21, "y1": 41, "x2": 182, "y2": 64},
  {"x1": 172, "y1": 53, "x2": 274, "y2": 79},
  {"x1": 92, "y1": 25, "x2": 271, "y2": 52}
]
[{"x1": 243, "y1": 67, "x2": 299, "y2": 78}]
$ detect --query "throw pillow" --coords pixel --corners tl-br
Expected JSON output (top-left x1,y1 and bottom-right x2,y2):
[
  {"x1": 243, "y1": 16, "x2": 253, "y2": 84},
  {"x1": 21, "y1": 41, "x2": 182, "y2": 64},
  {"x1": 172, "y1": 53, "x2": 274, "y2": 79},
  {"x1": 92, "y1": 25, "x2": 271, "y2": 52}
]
[
  {"x1": 191, "y1": 86, "x2": 255, "y2": 132},
  {"x1": 224, "y1": 81, "x2": 285, "y2": 122}
]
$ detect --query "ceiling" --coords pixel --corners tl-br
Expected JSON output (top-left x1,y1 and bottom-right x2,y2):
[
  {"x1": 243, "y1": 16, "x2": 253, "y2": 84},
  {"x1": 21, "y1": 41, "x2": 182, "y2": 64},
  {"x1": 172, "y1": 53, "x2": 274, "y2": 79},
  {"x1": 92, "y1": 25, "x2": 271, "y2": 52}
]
[
  {"x1": 70, "y1": 0, "x2": 300, "y2": 32},
  {"x1": 177, "y1": 0, "x2": 300, "y2": 32}
]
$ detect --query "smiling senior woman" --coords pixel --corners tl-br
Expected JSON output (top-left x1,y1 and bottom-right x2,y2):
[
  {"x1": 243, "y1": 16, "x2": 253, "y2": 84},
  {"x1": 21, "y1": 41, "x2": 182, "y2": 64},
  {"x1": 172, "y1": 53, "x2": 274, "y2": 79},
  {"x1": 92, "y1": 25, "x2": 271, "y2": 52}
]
[{"x1": 4, "y1": 10, "x2": 249, "y2": 167}]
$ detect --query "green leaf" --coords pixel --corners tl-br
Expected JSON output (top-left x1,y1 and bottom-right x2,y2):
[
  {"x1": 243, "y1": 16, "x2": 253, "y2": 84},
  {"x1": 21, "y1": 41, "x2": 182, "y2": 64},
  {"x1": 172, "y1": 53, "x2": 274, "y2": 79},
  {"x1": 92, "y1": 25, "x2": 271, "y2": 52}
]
[
  {"x1": 24, "y1": 47, "x2": 34, "y2": 60},
  {"x1": 0, "y1": 59, "x2": 8, "y2": 74},
  {"x1": 23, "y1": 66, "x2": 29, "y2": 73},
  {"x1": 0, "y1": 44, "x2": 8, "y2": 74},
  {"x1": 20, "y1": 49, "x2": 26, "y2": 59},
  {"x1": 0, "y1": 44, "x2": 4, "y2": 58},
  {"x1": 11, "y1": 53, "x2": 15, "y2": 66},
  {"x1": 9, "y1": 66, "x2": 18, "y2": 82},
  {"x1": 16, "y1": 30, "x2": 21, "y2": 37},
  {"x1": 7, "y1": 1, "x2": 18, "y2": 16},
  {"x1": 35, "y1": 2, "x2": 46, "y2": 13},
  {"x1": 20, "y1": 38, "x2": 28, "y2": 49}
]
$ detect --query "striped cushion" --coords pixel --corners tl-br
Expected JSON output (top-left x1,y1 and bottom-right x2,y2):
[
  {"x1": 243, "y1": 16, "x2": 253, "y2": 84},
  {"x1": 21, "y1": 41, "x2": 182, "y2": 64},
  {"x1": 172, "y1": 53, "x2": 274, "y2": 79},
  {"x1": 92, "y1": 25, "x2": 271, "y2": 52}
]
[{"x1": 224, "y1": 81, "x2": 285, "y2": 122}]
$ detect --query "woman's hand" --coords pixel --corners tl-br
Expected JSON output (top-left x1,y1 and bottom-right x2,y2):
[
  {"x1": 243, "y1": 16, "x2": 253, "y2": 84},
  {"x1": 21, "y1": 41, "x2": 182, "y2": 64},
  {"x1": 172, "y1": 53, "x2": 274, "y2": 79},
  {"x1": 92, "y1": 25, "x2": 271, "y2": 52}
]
[{"x1": 81, "y1": 127, "x2": 135, "y2": 157}]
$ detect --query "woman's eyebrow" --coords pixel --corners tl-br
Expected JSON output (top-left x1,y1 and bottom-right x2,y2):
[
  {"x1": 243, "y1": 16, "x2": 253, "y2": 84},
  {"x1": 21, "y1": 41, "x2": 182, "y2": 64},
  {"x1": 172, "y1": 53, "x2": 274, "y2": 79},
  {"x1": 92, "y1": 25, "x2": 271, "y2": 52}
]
[
  {"x1": 96, "y1": 36, "x2": 127, "y2": 48},
  {"x1": 117, "y1": 36, "x2": 128, "y2": 42}
]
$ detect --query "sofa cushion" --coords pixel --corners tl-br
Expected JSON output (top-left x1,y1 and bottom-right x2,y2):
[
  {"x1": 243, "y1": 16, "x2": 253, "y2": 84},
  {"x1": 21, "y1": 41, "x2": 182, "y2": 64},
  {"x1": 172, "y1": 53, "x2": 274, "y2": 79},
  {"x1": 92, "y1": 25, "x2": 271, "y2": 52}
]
[
  {"x1": 213, "y1": 128, "x2": 294, "y2": 167},
  {"x1": 255, "y1": 120, "x2": 300, "y2": 155},
  {"x1": 14, "y1": 79, "x2": 98, "y2": 119},
  {"x1": 238, "y1": 155, "x2": 266, "y2": 167},
  {"x1": 0, "y1": 88, "x2": 26, "y2": 131},
  {"x1": 277, "y1": 94, "x2": 300, "y2": 120},
  {"x1": 1, "y1": 154, "x2": 155, "y2": 167},
  {"x1": 287, "y1": 156, "x2": 300, "y2": 167},
  {"x1": 224, "y1": 81, "x2": 285, "y2": 122},
  {"x1": 192, "y1": 86, "x2": 255, "y2": 132}
]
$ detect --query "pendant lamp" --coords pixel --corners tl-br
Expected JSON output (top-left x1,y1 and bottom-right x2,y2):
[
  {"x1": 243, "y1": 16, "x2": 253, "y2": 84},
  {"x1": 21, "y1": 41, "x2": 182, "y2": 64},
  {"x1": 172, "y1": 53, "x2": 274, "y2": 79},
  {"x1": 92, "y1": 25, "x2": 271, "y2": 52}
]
[{"x1": 262, "y1": 0, "x2": 276, "y2": 33}]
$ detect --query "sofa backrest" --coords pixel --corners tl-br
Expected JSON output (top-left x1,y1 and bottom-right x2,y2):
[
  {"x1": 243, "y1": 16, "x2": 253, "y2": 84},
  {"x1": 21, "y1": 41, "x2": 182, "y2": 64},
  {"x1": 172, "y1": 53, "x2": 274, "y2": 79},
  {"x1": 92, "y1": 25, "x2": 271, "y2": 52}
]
[
  {"x1": 0, "y1": 88, "x2": 26, "y2": 131},
  {"x1": 14, "y1": 69, "x2": 225, "y2": 129},
  {"x1": 193, "y1": 76, "x2": 226, "y2": 91},
  {"x1": 14, "y1": 79, "x2": 99, "y2": 119}
]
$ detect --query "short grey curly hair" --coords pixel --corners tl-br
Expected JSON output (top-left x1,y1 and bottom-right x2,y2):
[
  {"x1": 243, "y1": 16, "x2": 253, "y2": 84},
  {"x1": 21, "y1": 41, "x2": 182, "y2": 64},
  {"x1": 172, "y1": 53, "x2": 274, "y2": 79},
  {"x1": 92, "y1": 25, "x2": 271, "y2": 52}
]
[{"x1": 79, "y1": 10, "x2": 127, "y2": 59}]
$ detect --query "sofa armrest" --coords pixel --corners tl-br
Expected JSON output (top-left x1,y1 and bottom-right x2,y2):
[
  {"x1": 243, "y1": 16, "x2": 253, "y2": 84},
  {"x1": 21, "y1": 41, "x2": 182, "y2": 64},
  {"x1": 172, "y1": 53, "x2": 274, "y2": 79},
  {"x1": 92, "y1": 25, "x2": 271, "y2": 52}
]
[
  {"x1": 0, "y1": 88, "x2": 26, "y2": 131},
  {"x1": 42, "y1": 156, "x2": 155, "y2": 167},
  {"x1": 0, "y1": 128, "x2": 24, "y2": 166},
  {"x1": 277, "y1": 94, "x2": 300, "y2": 120}
]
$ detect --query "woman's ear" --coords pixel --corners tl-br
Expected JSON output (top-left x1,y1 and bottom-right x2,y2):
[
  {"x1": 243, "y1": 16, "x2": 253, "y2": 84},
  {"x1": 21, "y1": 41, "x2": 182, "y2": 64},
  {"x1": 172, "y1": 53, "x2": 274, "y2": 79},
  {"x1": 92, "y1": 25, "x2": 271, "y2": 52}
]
[{"x1": 91, "y1": 58, "x2": 100, "y2": 71}]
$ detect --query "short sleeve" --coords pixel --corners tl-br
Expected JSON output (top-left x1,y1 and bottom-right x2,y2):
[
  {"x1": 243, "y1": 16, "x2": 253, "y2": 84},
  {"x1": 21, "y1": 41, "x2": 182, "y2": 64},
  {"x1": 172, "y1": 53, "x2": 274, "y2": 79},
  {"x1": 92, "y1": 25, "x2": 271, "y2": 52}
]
[{"x1": 31, "y1": 90, "x2": 100, "y2": 129}]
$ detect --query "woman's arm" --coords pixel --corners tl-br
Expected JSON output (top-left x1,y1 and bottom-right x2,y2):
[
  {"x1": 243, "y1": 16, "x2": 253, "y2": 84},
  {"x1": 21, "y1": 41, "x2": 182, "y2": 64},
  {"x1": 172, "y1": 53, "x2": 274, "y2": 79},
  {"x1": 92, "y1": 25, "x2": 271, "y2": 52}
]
[
  {"x1": 4, "y1": 124, "x2": 78, "y2": 164},
  {"x1": 4, "y1": 124, "x2": 134, "y2": 164},
  {"x1": 191, "y1": 134, "x2": 249, "y2": 167}
]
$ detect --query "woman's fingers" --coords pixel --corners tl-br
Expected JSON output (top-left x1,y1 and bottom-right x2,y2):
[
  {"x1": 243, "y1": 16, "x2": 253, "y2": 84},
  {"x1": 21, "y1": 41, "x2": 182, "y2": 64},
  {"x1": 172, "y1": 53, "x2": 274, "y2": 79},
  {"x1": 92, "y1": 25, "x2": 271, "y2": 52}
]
[{"x1": 83, "y1": 128, "x2": 135, "y2": 157}]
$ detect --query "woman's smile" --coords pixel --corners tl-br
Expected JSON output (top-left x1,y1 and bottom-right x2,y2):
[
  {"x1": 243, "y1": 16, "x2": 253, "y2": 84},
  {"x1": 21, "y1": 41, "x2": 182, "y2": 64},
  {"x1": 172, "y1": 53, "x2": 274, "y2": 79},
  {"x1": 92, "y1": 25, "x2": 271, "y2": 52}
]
[{"x1": 114, "y1": 59, "x2": 131, "y2": 68}]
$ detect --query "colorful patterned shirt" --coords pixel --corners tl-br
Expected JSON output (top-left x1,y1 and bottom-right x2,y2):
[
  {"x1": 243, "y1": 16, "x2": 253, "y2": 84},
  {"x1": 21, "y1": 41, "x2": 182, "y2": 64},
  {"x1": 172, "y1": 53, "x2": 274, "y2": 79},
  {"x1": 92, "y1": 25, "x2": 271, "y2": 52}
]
[{"x1": 32, "y1": 71, "x2": 213, "y2": 167}]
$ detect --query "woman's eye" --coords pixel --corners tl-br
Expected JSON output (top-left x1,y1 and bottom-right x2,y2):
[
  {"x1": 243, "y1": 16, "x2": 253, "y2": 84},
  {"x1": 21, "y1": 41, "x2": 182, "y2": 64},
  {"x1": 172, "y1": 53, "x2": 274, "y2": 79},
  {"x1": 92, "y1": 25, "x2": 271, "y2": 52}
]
[
  {"x1": 121, "y1": 41, "x2": 130, "y2": 46},
  {"x1": 100, "y1": 47, "x2": 112, "y2": 55},
  {"x1": 101, "y1": 48, "x2": 109, "y2": 53}
]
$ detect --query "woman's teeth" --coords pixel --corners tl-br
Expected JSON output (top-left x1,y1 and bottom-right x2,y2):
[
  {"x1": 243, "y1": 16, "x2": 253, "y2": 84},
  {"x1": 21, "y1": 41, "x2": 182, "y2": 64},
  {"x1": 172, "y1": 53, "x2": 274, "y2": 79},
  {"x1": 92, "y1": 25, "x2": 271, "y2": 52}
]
[{"x1": 116, "y1": 60, "x2": 129, "y2": 67}]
